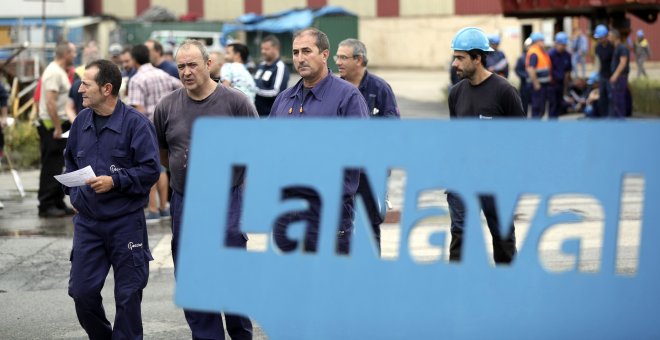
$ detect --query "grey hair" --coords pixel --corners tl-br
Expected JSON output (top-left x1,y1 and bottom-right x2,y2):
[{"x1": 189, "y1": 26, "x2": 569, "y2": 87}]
[
  {"x1": 338, "y1": 38, "x2": 368, "y2": 67},
  {"x1": 175, "y1": 39, "x2": 210, "y2": 63}
]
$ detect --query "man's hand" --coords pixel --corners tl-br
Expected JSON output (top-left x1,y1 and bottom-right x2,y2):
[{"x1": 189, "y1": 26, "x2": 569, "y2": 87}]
[
  {"x1": 533, "y1": 81, "x2": 541, "y2": 91},
  {"x1": 86, "y1": 176, "x2": 114, "y2": 193},
  {"x1": 53, "y1": 126, "x2": 63, "y2": 139}
]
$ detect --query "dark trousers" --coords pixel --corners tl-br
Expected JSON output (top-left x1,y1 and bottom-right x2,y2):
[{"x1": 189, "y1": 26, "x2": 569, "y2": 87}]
[
  {"x1": 272, "y1": 188, "x2": 354, "y2": 254},
  {"x1": 170, "y1": 190, "x2": 253, "y2": 340},
  {"x1": 609, "y1": 76, "x2": 628, "y2": 118},
  {"x1": 446, "y1": 192, "x2": 516, "y2": 264},
  {"x1": 548, "y1": 83, "x2": 564, "y2": 119},
  {"x1": 356, "y1": 172, "x2": 385, "y2": 249},
  {"x1": 68, "y1": 210, "x2": 152, "y2": 340},
  {"x1": 37, "y1": 121, "x2": 71, "y2": 212},
  {"x1": 597, "y1": 78, "x2": 611, "y2": 118},
  {"x1": 530, "y1": 84, "x2": 550, "y2": 119},
  {"x1": 519, "y1": 83, "x2": 531, "y2": 116}
]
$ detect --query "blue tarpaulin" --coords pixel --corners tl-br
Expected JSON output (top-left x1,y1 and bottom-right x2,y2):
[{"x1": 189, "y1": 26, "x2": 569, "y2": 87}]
[{"x1": 221, "y1": 6, "x2": 355, "y2": 44}]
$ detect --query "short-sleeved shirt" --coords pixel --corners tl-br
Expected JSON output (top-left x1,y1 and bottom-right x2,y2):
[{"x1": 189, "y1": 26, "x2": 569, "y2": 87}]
[
  {"x1": 156, "y1": 60, "x2": 179, "y2": 79},
  {"x1": 39, "y1": 61, "x2": 71, "y2": 121},
  {"x1": 549, "y1": 48, "x2": 572, "y2": 83},
  {"x1": 357, "y1": 70, "x2": 400, "y2": 118},
  {"x1": 449, "y1": 74, "x2": 525, "y2": 119},
  {"x1": 611, "y1": 43, "x2": 630, "y2": 76},
  {"x1": 221, "y1": 62, "x2": 257, "y2": 102},
  {"x1": 595, "y1": 42, "x2": 615, "y2": 78},
  {"x1": 153, "y1": 85, "x2": 259, "y2": 195},
  {"x1": 128, "y1": 63, "x2": 180, "y2": 121}
]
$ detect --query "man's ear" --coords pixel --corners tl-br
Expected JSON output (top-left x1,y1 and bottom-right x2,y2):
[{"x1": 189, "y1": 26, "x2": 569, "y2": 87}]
[
  {"x1": 104, "y1": 83, "x2": 113, "y2": 96},
  {"x1": 322, "y1": 49, "x2": 329, "y2": 61}
]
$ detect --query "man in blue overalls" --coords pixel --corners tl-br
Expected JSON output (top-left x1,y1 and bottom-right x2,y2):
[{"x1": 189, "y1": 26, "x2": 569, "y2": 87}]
[
  {"x1": 548, "y1": 32, "x2": 572, "y2": 119},
  {"x1": 335, "y1": 38, "x2": 399, "y2": 251},
  {"x1": 526, "y1": 32, "x2": 552, "y2": 118},
  {"x1": 64, "y1": 59, "x2": 160, "y2": 339},
  {"x1": 269, "y1": 28, "x2": 369, "y2": 254},
  {"x1": 594, "y1": 24, "x2": 614, "y2": 118},
  {"x1": 486, "y1": 34, "x2": 509, "y2": 78}
]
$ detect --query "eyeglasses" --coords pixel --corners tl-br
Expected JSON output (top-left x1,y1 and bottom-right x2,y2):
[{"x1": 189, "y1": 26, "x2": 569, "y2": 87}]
[{"x1": 333, "y1": 55, "x2": 359, "y2": 62}]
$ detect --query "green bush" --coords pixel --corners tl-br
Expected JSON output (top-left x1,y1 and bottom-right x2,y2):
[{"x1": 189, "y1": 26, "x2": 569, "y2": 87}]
[
  {"x1": 630, "y1": 77, "x2": 660, "y2": 117},
  {"x1": 3, "y1": 121, "x2": 40, "y2": 169}
]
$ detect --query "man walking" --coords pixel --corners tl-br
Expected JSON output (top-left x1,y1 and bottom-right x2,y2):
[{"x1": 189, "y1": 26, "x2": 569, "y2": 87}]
[
  {"x1": 37, "y1": 41, "x2": 77, "y2": 217},
  {"x1": 608, "y1": 29, "x2": 630, "y2": 118},
  {"x1": 145, "y1": 39, "x2": 179, "y2": 78},
  {"x1": 128, "y1": 44, "x2": 180, "y2": 223},
  {"x1": 548, "y1": 32, "x2": 572, "y2": 118},
  {"x1": 448, "y1": 27, "x2": 524, "y2": 264},
  {"x1": 221, "y1": 43, "x2": 257, "y2": 102},
  {"x1": 594, "y1": 24, "x2": 614, "y2": 118},
  {"x1": 269, "y1": 28, "x2": 369, "y2": 254},
  {"x1": 526, "y1": 32, "x2": 552, "y2": 119},
  {"x1": 153, "y1": 39, "x2": 256, "y2": 340},
  {"x1": 254, "y1": 35, "x2": 290, "y2": 117},
  {"x1": 65, "y1": 59, "x2": 160, "y2": 339},
  {"x1": 335, "y1": 37, "x2": 399, "y2": 249}
]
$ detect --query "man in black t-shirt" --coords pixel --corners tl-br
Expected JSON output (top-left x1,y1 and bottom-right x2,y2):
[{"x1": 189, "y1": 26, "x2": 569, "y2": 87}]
[
  {"x1": 447, "y1": 27, "x2": 524, "y2": 264},
  {"x1": 153, "y1": 39, "x2": 256, "y2": 340}
]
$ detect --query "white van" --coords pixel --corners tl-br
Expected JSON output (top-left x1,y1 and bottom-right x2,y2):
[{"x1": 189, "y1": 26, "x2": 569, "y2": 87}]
[{"x1": 149, "y1": 30, "x2": 224, "y2": 53}]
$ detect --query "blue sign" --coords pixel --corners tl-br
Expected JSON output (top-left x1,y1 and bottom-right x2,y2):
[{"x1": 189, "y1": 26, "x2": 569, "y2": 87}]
[{"x1": 176, "y1": 119, "x2": 660, "y2": 339}]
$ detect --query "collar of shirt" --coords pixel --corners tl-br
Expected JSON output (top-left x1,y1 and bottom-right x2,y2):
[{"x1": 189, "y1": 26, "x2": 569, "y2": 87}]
[
  {"x1": 262, "y1": 57, "x2": 281, "y2": 67},
  {"x1": 357, "y1": 69, "x2": 372, "y2": 92},
  {"x1": 81, "y1": 100, "x2": 127, "y2": 134},
  {"x1": 288, "y1": 68, "x2": 336, "y2": 102},
  {"x1": 136, "y1": 63, "x2": 156, "y2": 74}
]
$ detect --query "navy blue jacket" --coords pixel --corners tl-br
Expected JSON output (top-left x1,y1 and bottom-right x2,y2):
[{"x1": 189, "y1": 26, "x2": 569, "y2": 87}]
[
  {"x1": 255, "y1": 58, "x2": 290, "y2": 116},
  {"x1": 64, "y1": 100, "x2": 160, "y2": 220},
  {"x1": 514, "y1": 55, "x2": 528, "y2": 87},
  {"x1": 357, "y1": 70, "x2": 400, "y2": 118}
]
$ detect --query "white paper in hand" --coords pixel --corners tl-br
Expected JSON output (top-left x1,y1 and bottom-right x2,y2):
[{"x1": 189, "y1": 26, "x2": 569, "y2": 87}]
[{"x1": 54, "y1": 165, "x2": 96, "y2": 187}]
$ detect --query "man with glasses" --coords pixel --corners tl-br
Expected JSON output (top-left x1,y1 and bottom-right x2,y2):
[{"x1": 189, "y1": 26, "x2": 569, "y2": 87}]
[
  {"x1": 335, "y1": 38, "x2": 399, "y2": 251},
  {"x1": 269, "y1": 28, "x2": 369, "y2": 254}
]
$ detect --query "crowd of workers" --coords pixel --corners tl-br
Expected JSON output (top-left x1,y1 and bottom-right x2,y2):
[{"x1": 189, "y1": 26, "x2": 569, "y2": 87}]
[
  {"x1": 453, "y1": 25, "x2": 651, "y2": 119},
  {"x1": 0, "y1": 21, "x2": 652, "y2": 338}
]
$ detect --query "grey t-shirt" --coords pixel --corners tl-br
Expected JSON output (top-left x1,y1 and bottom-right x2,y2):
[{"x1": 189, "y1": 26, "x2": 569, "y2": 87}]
[{"x1": 153, "y1": 85, "x2": 258, "y2": 194}]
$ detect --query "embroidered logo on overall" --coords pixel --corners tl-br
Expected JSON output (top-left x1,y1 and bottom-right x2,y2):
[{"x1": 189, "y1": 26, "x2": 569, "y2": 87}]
[
  {"x1": 127, "y1": 242, "x2": 142, "y2": 251},
  {"x1": 110, "y1": 165, "x2": 123, "y2": 173}
]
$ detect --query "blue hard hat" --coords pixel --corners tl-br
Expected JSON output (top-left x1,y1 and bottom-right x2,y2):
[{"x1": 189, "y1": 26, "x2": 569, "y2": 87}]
[
  {"x1": 593, "y1": 24, "x2": 608, "y2": 39},
  {"x1": 488, "y1": 34, "x2": 501, "y2": 45},
  {"x1": 637, "y1": 29, "x2": 644, "y2": 38},
  {"x1": 555, "y1": 31, "x2": 569, "y2": 45},
  {"x1": 530, "y1": 32, "x2": 544, "y2": 43},
  {"x1": 451, "y1": 27, "x2": 494, "y2": 52}
]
